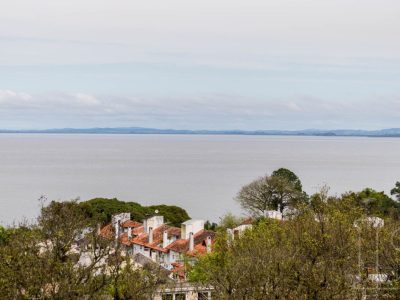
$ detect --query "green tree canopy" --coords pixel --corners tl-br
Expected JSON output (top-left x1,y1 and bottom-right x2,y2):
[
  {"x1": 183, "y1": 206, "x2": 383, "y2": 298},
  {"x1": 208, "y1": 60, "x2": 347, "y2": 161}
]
[
  {"x1": 190, "y1": 194, "x2": 400, "y2": 299},
  {"x1": 342, "y1": 188, "x2": 400, "y2": 219},
  {"x1": 218, "y1": 213, "x2": 243, "y2": 230},
  {"x1": 391, "y1": 181, "x2": 400, "y2": 201},
  {"x1": 0, "y1": 226, "x2": 10, "y2": 246},
  {"x1": 80, "y1": 198, "x2": 190, "y2": 226},
  {"x1": 271, "y1": 167, "x2": 303, "y2": 192},
  {"x1": 236, "y1": 168, "x2": 307, "y2": 216},
  {"x1": 0, "y1": 200, "x2": 165, "y2": 299}
]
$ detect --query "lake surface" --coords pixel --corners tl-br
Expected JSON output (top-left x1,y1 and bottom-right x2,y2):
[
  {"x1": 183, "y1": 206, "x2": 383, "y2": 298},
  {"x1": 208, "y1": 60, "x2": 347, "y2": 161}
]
[{"x1": 1, "y1": 134, "x2": 400, "y2": 225}]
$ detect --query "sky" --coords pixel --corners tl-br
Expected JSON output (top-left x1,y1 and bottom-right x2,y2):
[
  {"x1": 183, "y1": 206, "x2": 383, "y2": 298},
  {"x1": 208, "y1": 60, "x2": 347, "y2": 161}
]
[{"x1": 0, "y1": 0, "x2": 399, "y2": 130}]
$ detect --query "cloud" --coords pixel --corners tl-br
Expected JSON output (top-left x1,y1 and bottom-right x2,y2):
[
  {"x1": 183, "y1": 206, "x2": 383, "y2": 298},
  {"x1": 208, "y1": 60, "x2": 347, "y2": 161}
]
[
  {"x1": 0, "y1": 90, "x2": 32, "y2": 104},
  {"x1": 1, "y1": 0, "x2": 400, "y2": 67},
  {"x1": 0, "y1": 90, "x2": 399, "y2": 130}
]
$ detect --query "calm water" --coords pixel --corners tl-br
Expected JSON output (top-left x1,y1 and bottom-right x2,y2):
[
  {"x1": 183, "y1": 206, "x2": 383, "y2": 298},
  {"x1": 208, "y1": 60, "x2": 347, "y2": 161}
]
[{"x1": 1, "y1": 134, "x2": 400, "y2": 225}]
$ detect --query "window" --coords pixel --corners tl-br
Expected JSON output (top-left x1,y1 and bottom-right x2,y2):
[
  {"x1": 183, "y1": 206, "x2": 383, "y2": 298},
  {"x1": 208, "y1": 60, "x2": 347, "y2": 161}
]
[
  {"x1": 161, "y1": 294, "x2": 186, "y2": 300},
  {"x1": 175, "y1": 294, "x2": 186, "y2": 300},
  {"x1": 198, "y1": 292, "x2": 210, "y2": 300}
]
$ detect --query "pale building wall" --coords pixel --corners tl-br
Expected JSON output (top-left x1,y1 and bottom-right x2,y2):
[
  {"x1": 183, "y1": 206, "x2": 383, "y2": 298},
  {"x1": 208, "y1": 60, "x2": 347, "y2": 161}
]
[
  {"x1": 265, "y1": 210, "x2": 282, "y2": 220},
  {"x1": 181, "y1": 220, "x2": 204, "y2": 239},
  {"x1": 111, "y1": 213, "x2": 131, "y2": 227},
  {"x1": 144, "y1": 216, "x2": 165, "y2": 233},
  {"x1": 153, "y1": 288, "x2": 212, "y2": 300}
]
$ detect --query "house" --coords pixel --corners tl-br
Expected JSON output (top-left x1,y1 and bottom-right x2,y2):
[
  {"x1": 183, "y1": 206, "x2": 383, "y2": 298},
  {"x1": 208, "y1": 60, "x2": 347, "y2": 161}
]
[
  {"x1": 354, "y1": 216, "x2": 385, "y2": 229},
  {"x1": 101, "y1": 213, "x2": 216, "y2": 272},
  {"x1": 154, "y1": 281, "x2": 213, "y2": 300},
  {"x1": 227, "y1": 209, "x2": 285, "y2": 240},
  {"x1": 227, "y1": 218, "x2": 253, "y2": 240}
]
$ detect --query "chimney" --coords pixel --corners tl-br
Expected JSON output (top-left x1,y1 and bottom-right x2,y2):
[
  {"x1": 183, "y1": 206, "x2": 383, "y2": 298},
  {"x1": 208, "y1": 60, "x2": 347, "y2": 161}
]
[
  {"x1": 149, "y1": 227, "x2": 153, "y2": 244},
  {"x1": 143, "y1": 219, "x2": 147, "y2": 233},
  {"x1": 115, "y1": 221, "x2": 120, "y2": 240},
  {"x1": 163, "y1": 230, "x2": 168, "y2": 248},
  {"x1": 128, "y1": 227, "x2": 132, "y2": 240},
  {"x1": 206, "y1": 236, "x2": 212, "y2": 253},
  {"x1": 189, "y1": 232, "x2": 194, "y2": 252}
]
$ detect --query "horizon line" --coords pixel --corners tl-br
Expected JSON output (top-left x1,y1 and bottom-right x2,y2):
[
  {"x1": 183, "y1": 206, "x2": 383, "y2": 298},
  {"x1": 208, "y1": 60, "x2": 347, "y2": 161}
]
[{"x1": 1, "y1": 126, "x2": 400, "y2": 137}]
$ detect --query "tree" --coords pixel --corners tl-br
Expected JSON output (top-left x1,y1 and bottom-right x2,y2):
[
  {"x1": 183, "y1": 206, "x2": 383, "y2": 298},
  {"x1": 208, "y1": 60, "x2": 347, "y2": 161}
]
[
  {"x1": 0, "y1": 200, "x2": 113, "y2": 299},
  {"x1": 204, "y1": 220, "x2": 218, "y2": 231},
  {"x1": 342, "y1": 188, "x2": 400, "y2": 219},
  {"x1": 1, "y1": 197, "x2": 190, "y2": 299},
  {"x1": 272, "y1": 167, "x2": 303, "y2": 192},
  {"x1": 236, "y1": 170, "x2": 305, "y2": 217},
  {"x1": 0, "y1": 199, "x2": 166, "y2": 299},
  {"x1": 0, "y1": 226, "x2": 10, "y2": 246},
  {"x1": 391, "y1": 181, "x2": 400, "y2": 201},
  {"x1": 80, "y1": 198, "x2": 190, "y2": 226},
  {"x1": 190, "y1": 195, "x2": 367, "y2": 299},
  {"x1": 218, "y1": 213, "x2": 243, "y2": 230},
  {"x1": 108, "y1": 252, "x2": 170, "y2": 300}
]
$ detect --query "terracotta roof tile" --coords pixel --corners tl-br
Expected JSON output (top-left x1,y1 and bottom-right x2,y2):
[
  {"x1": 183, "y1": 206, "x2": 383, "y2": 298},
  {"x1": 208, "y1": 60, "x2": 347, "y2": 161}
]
[
  {"x1": 122, "y1": 220, "x2": 142, "y2": 228},
  {"x1": 99, "y1": 224, "x2": 113, "y2": 239},
  {"x1": 126, "y1": 224, "x2": 182, "y2": 253},
  {"x1": 103, "y1": 221, "x2": 215, "y2": 256},
  {"x1": 133, "y1": 226, "x2": 144, "y2": 235},
  {"x1": 166, "y1": 229, "x2": 215, "y2": 254},
  {"x1": 240, "y1": 218, "x2": 253, "y2": 225}
]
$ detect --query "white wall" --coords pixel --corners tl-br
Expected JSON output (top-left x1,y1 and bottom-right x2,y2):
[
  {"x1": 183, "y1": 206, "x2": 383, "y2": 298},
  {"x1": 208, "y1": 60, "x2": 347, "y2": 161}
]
[
  {"x1": 144, "y1": 216, "x2": 164, "y2": 233},
  {"x1": 181, "y1": 220, "x2": 204, "y2": 239}
]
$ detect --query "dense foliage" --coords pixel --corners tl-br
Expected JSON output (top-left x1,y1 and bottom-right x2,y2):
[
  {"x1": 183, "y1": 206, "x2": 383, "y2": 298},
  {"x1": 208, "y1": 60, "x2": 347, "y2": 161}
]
[
  {"x1": 236, "y1": 168, "x2": 400, "y2": 219},
  {"x1": 190, "y1": 170, "x2": 400, "y2": 299},
  {"x1": 0, "y1": 226, "x2": 10, "y2": 245},
  {"x1": 391, "y1": 181, "x2": 400, "y2": 201},
  {"x1": 236, "y1": 168, "x2": 308, "y2": 216},
  {"x1": 190, "y1": 191, "x2": 400, "y2": 299},
  {"x1": 0, "y1": 200, "x2": 167, "y2": 299},
  {"x1": 343, "y1": 188, "x2": 400, "y2": 219},
  {"x1": 271, "y1": 167, "x2": 303, "y2": 192},
  {"x1": 80, "y1": 198, "x2": 190, "y2": 226}
]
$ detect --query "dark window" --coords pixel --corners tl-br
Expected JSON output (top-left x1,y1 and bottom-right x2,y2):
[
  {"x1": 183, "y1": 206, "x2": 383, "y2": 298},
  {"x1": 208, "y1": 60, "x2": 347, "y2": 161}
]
[
  {"x1": 175, "y1": 293, "x2": 186, "y2": 300},
  {"x1": 161, "y1": 294, "x2": 173, "y2": 300},
  {"x1": 198, "y1": 292, "x2": 209, "y2": 299}
]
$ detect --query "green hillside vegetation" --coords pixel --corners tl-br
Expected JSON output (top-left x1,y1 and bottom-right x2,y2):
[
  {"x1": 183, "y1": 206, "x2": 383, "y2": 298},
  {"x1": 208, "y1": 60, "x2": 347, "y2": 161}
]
[
  {"x1": 189, "y1": 171, "x2": 400, "y2": 299},
  {"x1": 342, "y1": 188, "x2": 400, "y2": 219},
  {"x1": 79, "y1": 198, "x2": 190, "y2": 227}
]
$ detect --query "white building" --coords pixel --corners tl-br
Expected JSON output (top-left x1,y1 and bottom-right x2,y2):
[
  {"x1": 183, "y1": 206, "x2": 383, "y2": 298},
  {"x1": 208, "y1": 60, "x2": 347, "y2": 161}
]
[{"x1": 101, "y1": 214, "x2": 215, "y2": 273}]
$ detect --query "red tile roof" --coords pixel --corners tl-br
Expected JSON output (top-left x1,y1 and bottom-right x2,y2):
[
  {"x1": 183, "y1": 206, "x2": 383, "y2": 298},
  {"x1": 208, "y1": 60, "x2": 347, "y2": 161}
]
[
  {"x1": 122, "y1": 224, "x2": 183, "y2": 253},
  {"x1": 132, "y1": 226, "x2": 145, "y2": 236},
  {"x1": 240, "y1": 218, "x2": 253, "y2": 225},
  {"x1": 99, "y1": 224, "x2": 113, "y2": 239},
  {"x1": 102, "y1": 220, "x2": 216, "y2": 256},
  {"x1": 122, "y1": 220, "x2": 142, "y2": 228},
  {"x1": 166, "y1": 229, "x2": 215, "y2": 254},
  {"x1": 186, "y1": 243, "x2": 208, "y2": 257}
]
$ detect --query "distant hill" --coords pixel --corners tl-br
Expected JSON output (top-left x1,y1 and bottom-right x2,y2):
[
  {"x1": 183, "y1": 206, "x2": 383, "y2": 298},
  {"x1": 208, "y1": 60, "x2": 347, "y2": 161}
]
[{"x1": 1, "y1": 127, "x2": 400, "y2": 137}]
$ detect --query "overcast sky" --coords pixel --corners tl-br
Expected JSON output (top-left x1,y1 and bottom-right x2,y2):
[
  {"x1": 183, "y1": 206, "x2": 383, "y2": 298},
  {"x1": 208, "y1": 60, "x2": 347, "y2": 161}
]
[{"x1": 0, "y1": 0, "x2": 399, "y2": 130}]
